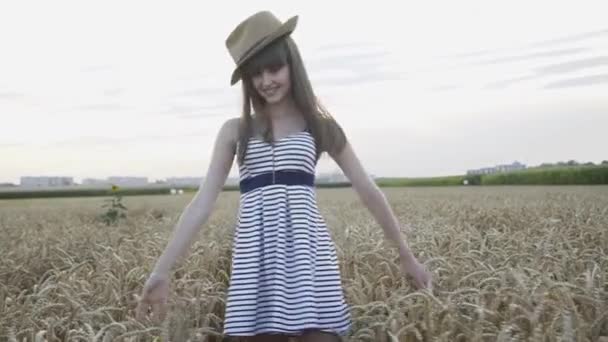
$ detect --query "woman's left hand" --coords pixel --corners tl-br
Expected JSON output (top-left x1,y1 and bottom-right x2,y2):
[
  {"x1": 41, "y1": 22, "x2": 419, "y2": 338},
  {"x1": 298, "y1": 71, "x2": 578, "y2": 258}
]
[{"x1": 400, "y1": 256, "x2": 432, "y2": 290}]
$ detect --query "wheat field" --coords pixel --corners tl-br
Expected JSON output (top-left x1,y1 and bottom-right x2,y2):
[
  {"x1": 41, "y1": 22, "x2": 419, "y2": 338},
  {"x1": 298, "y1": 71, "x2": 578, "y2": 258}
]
[{"x1": 1, "y1": 186, "x2": 607, "y2": 341}]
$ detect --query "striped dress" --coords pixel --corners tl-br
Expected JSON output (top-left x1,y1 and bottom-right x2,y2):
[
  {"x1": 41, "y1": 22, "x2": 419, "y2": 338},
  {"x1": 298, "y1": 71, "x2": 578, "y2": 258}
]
[{"x1": 223, "y1": 128, "x2": 352, "y2": 337}]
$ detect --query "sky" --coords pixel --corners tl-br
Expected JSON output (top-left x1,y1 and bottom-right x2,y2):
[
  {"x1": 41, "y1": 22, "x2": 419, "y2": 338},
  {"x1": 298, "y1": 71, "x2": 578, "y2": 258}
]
[{"x1": 1, "y1": 0, "x2": 607, "y2": 184}]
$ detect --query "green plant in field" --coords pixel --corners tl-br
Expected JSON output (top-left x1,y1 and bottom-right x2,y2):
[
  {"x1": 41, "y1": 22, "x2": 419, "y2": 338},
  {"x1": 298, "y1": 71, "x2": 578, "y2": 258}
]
[
  {"x1": 464, "y1": 174, "x2": 482, "y2": 185},
  {"x1": 99, "y1": 184, "x2": 128, "y2": 225}
]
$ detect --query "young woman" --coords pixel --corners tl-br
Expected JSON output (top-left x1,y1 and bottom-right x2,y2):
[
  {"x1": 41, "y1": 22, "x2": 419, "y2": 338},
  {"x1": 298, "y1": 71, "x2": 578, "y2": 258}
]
[{"x1": 136, "y1": 11, "x2": 432, "y2": 342}]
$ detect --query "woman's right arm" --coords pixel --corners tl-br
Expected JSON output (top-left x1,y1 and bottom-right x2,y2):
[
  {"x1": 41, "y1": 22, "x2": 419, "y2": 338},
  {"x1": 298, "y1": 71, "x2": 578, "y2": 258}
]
[{"x1": 150, "y1": 117, "x2": 239, "y2": 276}]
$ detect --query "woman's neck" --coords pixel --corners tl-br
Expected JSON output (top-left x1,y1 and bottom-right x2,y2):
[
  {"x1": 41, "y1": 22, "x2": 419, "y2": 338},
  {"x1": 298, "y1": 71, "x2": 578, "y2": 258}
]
[{"x1": 264, "y1": 96, "x2": 300, "y2": 119}]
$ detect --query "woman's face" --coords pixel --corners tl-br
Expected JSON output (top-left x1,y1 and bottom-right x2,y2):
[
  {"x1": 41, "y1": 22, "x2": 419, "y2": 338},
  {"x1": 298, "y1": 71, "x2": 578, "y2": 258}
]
[{"x1": 251, "y1": 64, "x2": 291, "y2": 105}]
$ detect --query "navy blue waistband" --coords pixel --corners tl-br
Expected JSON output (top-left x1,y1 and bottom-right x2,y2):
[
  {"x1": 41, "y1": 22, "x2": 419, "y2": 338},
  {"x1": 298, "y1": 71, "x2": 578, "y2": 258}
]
[{"x1": 239, "y1": 170, "x2": 315, "y2": 194}]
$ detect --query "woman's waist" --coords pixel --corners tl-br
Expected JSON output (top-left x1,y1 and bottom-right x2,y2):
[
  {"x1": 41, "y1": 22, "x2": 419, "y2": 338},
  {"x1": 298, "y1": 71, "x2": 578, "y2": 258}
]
[{"x1": 239, "y1": 169, "x2": 315, "y2": 194}]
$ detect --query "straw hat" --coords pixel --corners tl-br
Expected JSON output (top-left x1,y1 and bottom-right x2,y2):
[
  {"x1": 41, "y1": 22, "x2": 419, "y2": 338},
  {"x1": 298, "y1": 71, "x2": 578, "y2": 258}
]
[{"x1": 225, "y1": 11, "x2": 298, "y2": 85}]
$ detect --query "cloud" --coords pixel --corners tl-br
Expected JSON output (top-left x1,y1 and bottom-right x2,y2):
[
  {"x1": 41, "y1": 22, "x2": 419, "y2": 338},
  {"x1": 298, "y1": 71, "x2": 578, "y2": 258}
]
[
  {"x1": 174, "y1": 87, "x2": 227, "y2": 98},
  {"x1": 80, "y1": 64, "x2": 113, "y2": 73},
  {"x1": 48, "y1": 131, "x2": 211, "y2": 147},
  {"x1": 160, "y1": 103, "x2": 208, "y2": 114},
  {"x1": 0, "y1": 91, "x2": 24, "y2": 100},
  {"x1": 304, "y1": 42, "x2": 406, "y2": 87},
  {"x1": 429, "y1": 84, "x2": 461, "y2": 92},
  {"x1": 484, "y1": 75, "x2": 539, "y2": 89},
  {"x1": 51, "y1": 136, "x2": 124, "y2": 147},
  {"x1": 442, "y1": 28, "x2": 607, "y2": 62},
  {"x1": 174, "y1": 73, "x2": 213, "y2": 81},
  {"x1": 307, "y1": 49, "x2": 393, "y2": 73},
  {"x1": 176, "y1": 112, "x2": 230, "y2": 120},
  {"x1": 165, "y1": 83, "x2": 238, "y2": 118},
  {"x1": 412, "y1": 29, "x2": 607, "y2": 91},
  {"x1": 314, "y1": 41, "x2": 384, "y2": 53},
  {"x1": 158, "y1": 102, "x2": 234, "y2": 119},
  {"x1": 72, "y1": 103, "x2": 131, "y2": 111},
  {"x1": 483, "y1": 56, "x2": 608, "y2": 89},
  {"x1": 0, "y1": 142, "x2": 27, "y2": 147},
  {"x1": 313, "y1": 70, "x2": 406, "y2": 88},
  {"x1": 436, "y1": 49, "x2": 495, "y2": 60},
  {"x1": 544, "y1": 74, "x2": 608, "y2": 89},
  {"x1": 526, "y1": 29, "x2": 608, "y2": 49},
  {"x1": 472, "y1": 47, "x2": 589, "y2": 66},
  {"x1": 103, "y1": 88, "x2": 124, "y2": 97},
  {"x1": 535, "y1": 56, "x2": 608, "y2": 74}
]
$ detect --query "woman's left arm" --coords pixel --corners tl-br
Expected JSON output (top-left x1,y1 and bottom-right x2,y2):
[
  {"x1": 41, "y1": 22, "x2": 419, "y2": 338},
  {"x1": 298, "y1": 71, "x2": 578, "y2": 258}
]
[
  {"x1": 330, "y1": 141, "x2": 413, "y2": 259},
  {"x1": 330, "y1": 141, "x2": 432, "y2": 289}
]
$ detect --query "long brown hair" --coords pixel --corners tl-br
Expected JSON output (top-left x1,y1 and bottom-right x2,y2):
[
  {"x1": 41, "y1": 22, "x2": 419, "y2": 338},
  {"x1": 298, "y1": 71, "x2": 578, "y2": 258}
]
[{"x1": 235, "y1": 36, "x2": 347, "y2": 166}]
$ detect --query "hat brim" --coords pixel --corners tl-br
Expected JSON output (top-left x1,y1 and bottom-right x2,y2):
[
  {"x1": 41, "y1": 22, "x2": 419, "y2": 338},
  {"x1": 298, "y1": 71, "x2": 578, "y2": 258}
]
[{"x1": 230, "y1": 15, "x2": 298, "y2": 86}]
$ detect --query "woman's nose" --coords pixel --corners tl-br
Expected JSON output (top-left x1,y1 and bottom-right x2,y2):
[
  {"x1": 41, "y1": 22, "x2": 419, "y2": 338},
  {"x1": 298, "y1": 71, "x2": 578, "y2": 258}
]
[{"x1": 261, "y1": 70, "x2": 273, "y2": 85}]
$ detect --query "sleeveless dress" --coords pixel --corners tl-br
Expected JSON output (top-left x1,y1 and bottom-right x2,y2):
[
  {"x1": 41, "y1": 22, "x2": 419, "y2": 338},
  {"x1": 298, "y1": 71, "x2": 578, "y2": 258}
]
[{"x1": 223, "y1": 129, "x2": 352, "y2": 337}]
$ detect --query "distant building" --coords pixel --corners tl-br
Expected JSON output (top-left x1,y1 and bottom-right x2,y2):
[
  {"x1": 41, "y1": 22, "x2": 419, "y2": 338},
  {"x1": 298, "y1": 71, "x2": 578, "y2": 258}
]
[
  {"x1": 467, "y1": 161, "x2": 526, "y2": 175},
  {"x1": 107, "y1": 176, "x2": 148, "y2": 186},
  {"x1": 316, "y1": 171, "x2": 349, "y2": 183},
  {"x1": 82, "y1": 178, "x2": 111, "y2": 186},
  {"x1": 166, "y1": 177, "x2": 203, "y2": 187},
  {"x1": 20, "y1": 176, "x2": 74, "y2": 187},
  {"x1": 225, "y1": 177, "x2": 240, "y2": 186}
]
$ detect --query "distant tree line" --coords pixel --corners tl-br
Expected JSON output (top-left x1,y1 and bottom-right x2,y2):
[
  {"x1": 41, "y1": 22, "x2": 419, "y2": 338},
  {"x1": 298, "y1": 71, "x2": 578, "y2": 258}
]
[
  {"x1": 536, "y1": 160, "x2": 608, "y2": 168},
  {"x1": 465, "y1": 162, "x2": 608, "y2": 185}
]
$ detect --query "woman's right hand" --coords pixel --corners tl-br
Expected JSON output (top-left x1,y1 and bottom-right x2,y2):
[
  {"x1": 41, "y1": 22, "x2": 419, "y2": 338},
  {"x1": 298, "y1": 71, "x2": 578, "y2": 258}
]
[{"x1": 135, "y1": 273, "x2": 170, "y2": 323}]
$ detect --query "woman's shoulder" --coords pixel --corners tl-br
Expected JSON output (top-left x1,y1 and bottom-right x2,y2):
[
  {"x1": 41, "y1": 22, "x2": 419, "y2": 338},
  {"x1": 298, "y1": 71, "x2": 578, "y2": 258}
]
[
  {"x1": 222, "y1": 116, "x2": 260, "y2": 144},
  {"x1": 218, "y1": 117, "x2": 241, "y2": 147},
  {"x1": 224, "y1": 116, "x2": 241, "y2": 131}
]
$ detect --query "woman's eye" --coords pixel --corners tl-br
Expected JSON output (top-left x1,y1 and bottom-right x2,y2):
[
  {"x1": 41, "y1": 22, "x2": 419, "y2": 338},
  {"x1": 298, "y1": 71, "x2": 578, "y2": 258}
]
[{"x1": 267, "y1": 64, "x2": 283, "y2": 73}]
